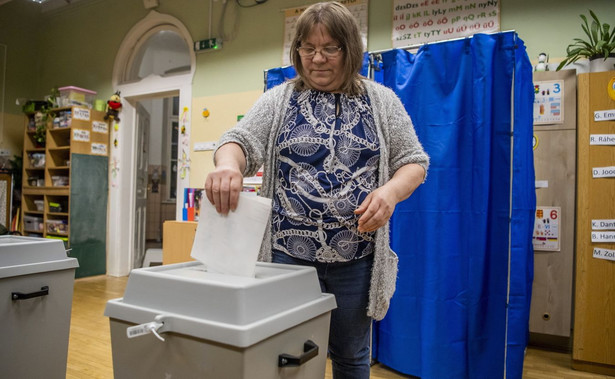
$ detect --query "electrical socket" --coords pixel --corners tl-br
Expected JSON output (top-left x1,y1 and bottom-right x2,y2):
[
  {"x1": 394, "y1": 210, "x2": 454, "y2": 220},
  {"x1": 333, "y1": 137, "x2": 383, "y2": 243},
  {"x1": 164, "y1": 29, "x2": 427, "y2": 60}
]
[
  {"x1": 0, "y1": 149, "x2": 11, "y2": 157},
  {"x1": 194, "y1": 142, "x2": 217, "y2": 151}
]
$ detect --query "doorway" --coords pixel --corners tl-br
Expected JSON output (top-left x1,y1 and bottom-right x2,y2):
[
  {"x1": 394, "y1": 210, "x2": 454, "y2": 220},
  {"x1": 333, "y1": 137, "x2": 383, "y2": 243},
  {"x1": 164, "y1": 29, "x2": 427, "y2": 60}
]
[
  {"x1": 139, "y1": 95, "x2": 179, "y2": 265},
  {"x1": 107, "y1": 11, "x2": 195, "y2": 276}
]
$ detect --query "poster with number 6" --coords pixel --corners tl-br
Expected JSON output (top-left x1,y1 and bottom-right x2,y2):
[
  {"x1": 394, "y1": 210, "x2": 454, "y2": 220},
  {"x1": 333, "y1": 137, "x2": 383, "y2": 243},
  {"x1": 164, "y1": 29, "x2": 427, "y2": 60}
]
[{"x1": 533, "y1": 206, "x2": 560, "y2": 251}]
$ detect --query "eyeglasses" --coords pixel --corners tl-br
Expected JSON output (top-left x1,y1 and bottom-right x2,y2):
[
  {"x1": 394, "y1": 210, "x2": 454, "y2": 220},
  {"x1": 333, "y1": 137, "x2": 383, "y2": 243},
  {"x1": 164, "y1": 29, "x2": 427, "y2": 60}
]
[{"x1": 297, "y1": 46, "x2": 342, "y2": 58}]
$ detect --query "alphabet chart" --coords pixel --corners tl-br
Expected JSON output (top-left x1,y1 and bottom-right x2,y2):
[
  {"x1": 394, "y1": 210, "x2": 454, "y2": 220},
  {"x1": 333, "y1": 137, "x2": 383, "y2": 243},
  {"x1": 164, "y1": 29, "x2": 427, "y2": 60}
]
[{"x1": 392, "y1": 0, "x2": 500, "y2": 47}]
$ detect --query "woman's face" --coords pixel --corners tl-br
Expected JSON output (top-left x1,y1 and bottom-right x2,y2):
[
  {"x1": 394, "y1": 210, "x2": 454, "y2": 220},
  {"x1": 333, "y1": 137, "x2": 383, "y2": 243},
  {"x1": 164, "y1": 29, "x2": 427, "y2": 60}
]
[{"x1": 300, "y1": 24, "x2": 345, "y2": 92}]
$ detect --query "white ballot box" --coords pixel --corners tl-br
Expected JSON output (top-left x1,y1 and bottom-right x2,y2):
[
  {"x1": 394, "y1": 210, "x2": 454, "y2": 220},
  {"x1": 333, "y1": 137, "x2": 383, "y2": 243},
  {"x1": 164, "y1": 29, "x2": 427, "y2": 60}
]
[
  {"x1": 0, "y1": 235, "x2": 79, "y2": 379},
  {"x1": 105, "y1": 261, "x2": 337, "y2": 379}
]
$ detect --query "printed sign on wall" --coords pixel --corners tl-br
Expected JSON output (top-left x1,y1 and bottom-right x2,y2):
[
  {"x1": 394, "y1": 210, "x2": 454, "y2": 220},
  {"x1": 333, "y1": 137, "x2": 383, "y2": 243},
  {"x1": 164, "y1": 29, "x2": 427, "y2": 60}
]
[
  {"x1": 593, "y1": 248, "x2": 615, "y2": 262},
  {"x1": 91, "y1": 143, "x2": 108, "y2": 156},
  {"x1": 594, "y1": 109, "x2": 615, "y2": 122},
  {"x1": 72, "y1": 129, "x2": 90, "y2": 142},
  {"x1": 533, "y1": 206, "x2": 560, "y2": 251},
  {"x1": 73, "y1": 107, "x2": 91, "y2": 121},
  {"x1": 392, "y1": 0, "x2": 499, "y2": 47},
  {"x1": 92, "y1": 121, "x2": 108, "y2": 134},
  {"x1": 534, "y1": 80, "x2": 563, "y2": 124}
]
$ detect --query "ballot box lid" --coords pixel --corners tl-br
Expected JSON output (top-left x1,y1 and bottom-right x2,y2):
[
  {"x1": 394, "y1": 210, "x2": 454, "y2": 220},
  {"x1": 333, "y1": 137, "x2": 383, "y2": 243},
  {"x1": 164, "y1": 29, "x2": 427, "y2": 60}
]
[
  {"x1": 0, "y1": 236, "x2": 78, "y2": 278},
  {"x1": 104, "y1": 261, "x2": 337, "y2": 347}
]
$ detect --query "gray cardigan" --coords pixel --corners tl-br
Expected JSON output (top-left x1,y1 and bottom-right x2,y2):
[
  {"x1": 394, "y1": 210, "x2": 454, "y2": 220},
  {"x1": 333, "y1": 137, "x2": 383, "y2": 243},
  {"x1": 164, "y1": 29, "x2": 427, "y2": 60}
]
[{"x1": 216, "y1": 79, "x2": 429, "y2": 320}]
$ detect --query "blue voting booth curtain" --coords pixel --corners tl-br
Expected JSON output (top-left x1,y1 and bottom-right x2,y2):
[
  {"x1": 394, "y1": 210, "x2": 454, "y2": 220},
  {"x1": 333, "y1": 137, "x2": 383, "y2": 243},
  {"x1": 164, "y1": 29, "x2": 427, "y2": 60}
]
[
  {"x1": 373, "y1": 32, "x2": 535, "y2": 379},
  {"x1": 263, "y1": 32, "x2": 535, "y2": 379}
]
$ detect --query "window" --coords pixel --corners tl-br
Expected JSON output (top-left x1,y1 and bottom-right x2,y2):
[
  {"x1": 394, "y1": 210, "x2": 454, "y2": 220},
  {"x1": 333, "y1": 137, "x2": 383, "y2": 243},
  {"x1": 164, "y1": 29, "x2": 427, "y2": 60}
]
[
  {"x1": 125, "y1": 28, "x2": 191, "y2": 83},
  {"x1": 164, "y1": 96, "x2": 179, "y2": 201}
]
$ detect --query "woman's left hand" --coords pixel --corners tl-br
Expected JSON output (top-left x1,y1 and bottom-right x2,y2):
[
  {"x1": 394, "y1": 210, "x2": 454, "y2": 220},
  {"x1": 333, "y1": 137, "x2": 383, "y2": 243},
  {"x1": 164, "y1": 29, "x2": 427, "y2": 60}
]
[
  {"x1": 354, "y1": 163, "x2": 426, "y2": 233},
  {"x1": 354, "y1": 186, "x2": 397, "y2": 233}
]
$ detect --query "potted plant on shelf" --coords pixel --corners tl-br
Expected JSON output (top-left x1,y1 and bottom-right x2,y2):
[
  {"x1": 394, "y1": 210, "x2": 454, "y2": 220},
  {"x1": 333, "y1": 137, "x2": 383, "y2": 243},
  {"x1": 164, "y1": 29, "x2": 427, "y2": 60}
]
[
  {"x1": 23, "y1": 88, "x2": 60, "y2": 147},
  {"x1": 556, "y1": 10, "x2": 615, "y2": 72},
  {"x1": 33, "y1": 111, "x2": 47, "y2": 147}
]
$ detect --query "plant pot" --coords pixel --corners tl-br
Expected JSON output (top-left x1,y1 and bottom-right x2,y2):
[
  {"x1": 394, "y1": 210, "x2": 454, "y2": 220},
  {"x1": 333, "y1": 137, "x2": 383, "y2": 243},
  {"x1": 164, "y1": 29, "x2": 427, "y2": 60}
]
[{"x1": 589, "y1": 55, "x2": 615, "y2": 73}]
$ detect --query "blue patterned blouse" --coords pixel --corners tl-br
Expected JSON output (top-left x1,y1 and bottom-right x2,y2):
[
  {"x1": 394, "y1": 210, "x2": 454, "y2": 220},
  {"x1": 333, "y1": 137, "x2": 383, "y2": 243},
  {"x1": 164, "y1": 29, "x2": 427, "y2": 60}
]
[{"x1": 272, "y1": 89, "x2": 380, "y2": 263}]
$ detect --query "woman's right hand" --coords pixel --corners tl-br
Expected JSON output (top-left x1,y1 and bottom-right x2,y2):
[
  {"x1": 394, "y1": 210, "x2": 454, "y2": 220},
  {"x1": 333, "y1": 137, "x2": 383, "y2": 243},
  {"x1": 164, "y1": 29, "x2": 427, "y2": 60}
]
[
  {"x1": 205, "y1": 143, "x2": 246, "y2": 214},
  {"x1": 205, "y1": 166, "x2": 243, "y2": 214}
]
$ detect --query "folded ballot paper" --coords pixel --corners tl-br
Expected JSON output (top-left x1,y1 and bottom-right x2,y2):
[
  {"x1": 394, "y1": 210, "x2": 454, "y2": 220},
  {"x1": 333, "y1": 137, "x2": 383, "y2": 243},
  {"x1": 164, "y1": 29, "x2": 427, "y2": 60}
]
[{"x1": 190, "y1": 193, "x2": 272, "y2": 277}]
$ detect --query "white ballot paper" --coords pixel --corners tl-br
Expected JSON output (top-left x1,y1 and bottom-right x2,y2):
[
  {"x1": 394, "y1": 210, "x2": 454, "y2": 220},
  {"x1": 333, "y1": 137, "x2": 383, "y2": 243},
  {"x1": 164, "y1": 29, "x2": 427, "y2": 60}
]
[{"x1": 190, "y1": 193, "x2": 272, "y2": 277}]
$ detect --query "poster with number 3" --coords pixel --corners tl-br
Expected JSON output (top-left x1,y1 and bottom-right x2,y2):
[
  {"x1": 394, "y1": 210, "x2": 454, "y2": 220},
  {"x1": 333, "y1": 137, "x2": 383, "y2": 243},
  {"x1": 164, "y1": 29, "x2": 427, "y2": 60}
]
[{"x1": 533, "y1": 80, "x2": 564, "y2": 125}]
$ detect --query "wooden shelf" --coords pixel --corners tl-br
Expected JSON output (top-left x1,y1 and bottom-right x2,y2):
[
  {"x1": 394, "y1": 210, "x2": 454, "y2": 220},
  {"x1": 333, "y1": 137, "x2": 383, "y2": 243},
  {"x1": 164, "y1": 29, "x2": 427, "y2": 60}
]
[{"x1": 20, "y1": 105, "x2": 110, "y2": 278}]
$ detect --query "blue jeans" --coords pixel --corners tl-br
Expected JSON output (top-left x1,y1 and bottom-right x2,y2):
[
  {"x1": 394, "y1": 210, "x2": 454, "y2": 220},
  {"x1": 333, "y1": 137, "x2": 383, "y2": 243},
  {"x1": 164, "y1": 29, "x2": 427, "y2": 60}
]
[{"x1": 272, "y1": 251, "x2": 373, "y2": 379}]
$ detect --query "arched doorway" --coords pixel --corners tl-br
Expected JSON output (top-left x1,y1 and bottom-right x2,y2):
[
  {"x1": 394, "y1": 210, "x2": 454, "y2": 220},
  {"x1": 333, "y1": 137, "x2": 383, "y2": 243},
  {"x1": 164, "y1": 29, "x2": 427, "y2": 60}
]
[{"x1": 107, "y1": 11, "x2": 195, "y2": 276}]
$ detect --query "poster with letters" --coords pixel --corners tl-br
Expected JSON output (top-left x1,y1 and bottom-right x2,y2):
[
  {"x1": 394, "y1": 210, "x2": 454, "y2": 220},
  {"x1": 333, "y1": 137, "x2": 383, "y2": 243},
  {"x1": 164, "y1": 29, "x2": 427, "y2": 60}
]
[{"x1": 392, "y1": 0, "x2": 500, "y2": 47}]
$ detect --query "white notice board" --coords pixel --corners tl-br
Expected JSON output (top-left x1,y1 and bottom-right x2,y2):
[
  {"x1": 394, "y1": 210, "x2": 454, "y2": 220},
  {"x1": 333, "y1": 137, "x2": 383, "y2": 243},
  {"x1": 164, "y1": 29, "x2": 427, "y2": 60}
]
[
  {"x1": 283, "y1": 0, "x2": 368, "y2": 66},
  {"x1": 392, "y1": 0, "x2": 500, "y2": 47}
]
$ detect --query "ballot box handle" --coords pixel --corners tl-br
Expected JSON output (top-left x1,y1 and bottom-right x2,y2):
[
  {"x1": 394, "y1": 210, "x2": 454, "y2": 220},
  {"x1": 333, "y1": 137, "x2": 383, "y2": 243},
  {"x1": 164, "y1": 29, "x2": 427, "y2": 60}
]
[
  {"x1": 278, "y1": 340, "x2": 319, "y2": 367},
  {"x1": 12, "y1": 286, "x2": 49, "y2": 301}
]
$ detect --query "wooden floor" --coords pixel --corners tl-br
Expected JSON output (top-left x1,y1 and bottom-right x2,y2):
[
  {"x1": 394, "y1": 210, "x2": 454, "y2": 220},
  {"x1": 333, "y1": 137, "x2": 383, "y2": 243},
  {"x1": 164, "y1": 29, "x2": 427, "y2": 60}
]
[{"x1": 66, "y1": 275, "x2": 614, "y2": 378}]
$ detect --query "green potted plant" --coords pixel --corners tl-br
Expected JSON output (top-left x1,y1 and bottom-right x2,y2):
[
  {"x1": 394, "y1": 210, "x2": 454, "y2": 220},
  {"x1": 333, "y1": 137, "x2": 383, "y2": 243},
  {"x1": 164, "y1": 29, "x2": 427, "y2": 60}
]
[
  {"x1": 33, "y1": 111, "x2": 47, "y2": 146},
  {"x1": 24, "y1": 88, "x2": 60, "y2": 147},
  {"x1": 557, "y1": 10, "x2": 615, "y2": 72}
]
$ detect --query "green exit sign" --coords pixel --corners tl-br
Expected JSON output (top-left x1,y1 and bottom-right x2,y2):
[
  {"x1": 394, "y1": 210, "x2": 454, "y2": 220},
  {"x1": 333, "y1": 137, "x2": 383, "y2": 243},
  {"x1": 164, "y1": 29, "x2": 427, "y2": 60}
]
[{"x1": 194, "y1": 38, "x2": 221, "y2": 52}]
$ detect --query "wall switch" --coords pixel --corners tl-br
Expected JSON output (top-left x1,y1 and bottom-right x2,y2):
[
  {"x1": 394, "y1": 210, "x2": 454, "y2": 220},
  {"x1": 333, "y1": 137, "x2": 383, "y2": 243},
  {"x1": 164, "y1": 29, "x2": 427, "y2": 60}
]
[
  {"x1": 194, "y1": 141, "x2": 217, "y2": 151},
  {"x1": 143, "y1": 0, "x2": 159, "y2": 9}
]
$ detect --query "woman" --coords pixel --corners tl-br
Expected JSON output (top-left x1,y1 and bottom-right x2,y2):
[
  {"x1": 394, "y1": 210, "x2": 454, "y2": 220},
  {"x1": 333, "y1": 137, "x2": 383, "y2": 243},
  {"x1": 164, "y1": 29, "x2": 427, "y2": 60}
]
[{"x1": 205, "y1": 2, "x2": 429, "y2": 378}]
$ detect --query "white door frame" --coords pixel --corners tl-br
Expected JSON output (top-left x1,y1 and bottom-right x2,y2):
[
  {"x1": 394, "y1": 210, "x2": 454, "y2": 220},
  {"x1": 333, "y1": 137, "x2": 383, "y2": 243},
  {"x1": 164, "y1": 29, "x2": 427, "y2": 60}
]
[{"x1": 107, "y1": 11, "x2": 195, "y2": 276}]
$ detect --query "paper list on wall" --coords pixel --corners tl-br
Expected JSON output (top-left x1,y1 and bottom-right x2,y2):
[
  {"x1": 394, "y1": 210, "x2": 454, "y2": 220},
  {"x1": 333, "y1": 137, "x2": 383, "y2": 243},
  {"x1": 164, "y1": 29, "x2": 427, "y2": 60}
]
[
  {"x1": 392, "y1": 0, "x2": 500, "y2": 47},
  {"x1": 282, "y1": 0, "x2": 368, "y2": 66}
]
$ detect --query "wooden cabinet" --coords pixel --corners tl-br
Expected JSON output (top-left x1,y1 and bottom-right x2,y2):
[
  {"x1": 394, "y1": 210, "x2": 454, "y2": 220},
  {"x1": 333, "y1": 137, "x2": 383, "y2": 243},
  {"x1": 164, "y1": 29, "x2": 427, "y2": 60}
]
[
  {"x1": 162, "y1": 221, "x2": 197, "y2": 264},
  {"x1": 529, "y1": 70, "x2": 577, "y2": 347},
  {"x1": 573, "y1": 71, "x2": 615, "y2": 376},
  {"x1": 21, "y1": 106, "x2": 109, "y2": 278}
]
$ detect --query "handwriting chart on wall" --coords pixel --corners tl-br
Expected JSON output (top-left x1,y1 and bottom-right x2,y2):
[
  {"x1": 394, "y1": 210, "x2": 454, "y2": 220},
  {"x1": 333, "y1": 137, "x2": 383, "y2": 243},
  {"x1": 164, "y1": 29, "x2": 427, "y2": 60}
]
[
  {"x1": 392, "y1": 0, "x2": 500, "y2": 47},
  {"x1": 283, "y1": 0, "x2": 368, "y2": 66}
]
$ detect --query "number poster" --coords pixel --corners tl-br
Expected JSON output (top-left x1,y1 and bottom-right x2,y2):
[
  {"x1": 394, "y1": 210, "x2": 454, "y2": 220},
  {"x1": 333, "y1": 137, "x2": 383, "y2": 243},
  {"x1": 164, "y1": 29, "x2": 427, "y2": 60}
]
[
  {"x1": 534, "y1": 80, "x2": 564, "y2": 125},
  {"x1": 392, "y1": 0, "x2": 500, "y2": 47},
  {"x1": 533, "y1": 206, "x2": 561, "y2": 252}
]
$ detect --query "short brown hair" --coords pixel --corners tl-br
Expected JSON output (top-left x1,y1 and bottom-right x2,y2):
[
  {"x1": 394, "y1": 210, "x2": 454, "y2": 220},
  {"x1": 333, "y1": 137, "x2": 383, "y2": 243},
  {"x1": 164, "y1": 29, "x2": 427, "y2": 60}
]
[{"x1": 290, "y1": 1, "x2": 365, "y2": 95}]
